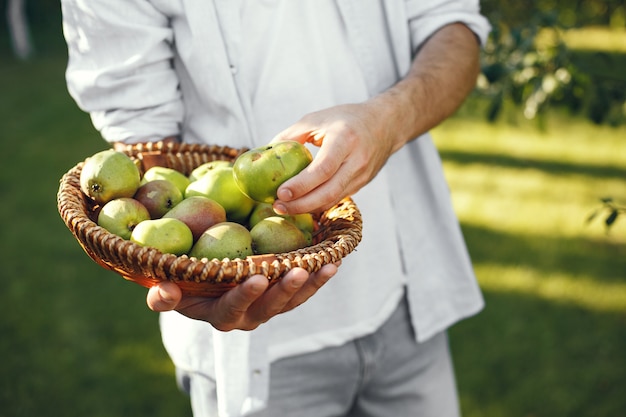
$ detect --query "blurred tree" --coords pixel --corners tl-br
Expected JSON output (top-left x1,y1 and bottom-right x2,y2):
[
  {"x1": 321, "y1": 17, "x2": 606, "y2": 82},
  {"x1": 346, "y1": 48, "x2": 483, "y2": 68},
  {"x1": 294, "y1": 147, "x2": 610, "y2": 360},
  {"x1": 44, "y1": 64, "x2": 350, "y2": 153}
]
[
  {"x1": 6, "y1": 0, "x2": 33, "y2": 59},
  {"x1": 481, "y1": 0, "x2": 625, "y2": 27},
  {"x1": 477, "y1": 4, "x2": 626, "y2": 126},
  {"x1": 4, "y1": 0, "x2": 624, "y2": 125}
]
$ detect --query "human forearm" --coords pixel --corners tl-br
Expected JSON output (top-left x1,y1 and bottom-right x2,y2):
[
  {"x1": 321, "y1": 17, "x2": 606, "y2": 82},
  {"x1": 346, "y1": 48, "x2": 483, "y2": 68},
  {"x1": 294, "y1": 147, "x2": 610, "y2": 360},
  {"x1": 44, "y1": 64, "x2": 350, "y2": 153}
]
[
  {"x1": 369, "y1": 22, "x2": 481, "y2": 153},
  {"x1": 271, "y1": 23, "x2": 482, "y2": 215}
]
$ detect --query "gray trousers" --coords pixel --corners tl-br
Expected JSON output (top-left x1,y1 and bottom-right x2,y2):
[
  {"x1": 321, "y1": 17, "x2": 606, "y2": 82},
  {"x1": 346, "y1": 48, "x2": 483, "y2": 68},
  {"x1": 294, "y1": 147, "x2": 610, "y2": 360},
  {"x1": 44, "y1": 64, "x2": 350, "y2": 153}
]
[{"x1": 178, "y1": 295, "x2": 461, "y2": 417}]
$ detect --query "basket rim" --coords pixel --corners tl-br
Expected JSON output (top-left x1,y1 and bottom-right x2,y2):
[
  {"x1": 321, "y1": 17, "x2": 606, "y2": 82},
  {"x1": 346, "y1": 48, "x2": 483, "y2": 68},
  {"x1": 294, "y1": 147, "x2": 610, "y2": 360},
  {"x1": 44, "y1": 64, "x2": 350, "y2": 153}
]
[{"x1": 57, "y1": 142, "x2": 363, "y2": 296}]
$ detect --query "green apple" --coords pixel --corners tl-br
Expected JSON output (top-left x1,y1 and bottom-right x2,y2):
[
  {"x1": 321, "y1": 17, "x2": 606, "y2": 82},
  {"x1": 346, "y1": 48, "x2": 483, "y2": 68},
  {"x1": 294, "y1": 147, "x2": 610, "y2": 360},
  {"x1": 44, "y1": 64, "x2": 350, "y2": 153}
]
[
  {"x1": 130, "y1": 218, "x2": 193, "y2": 255},
  {"x1": 249, "y1": 203, "x2": 315, "y2": 234},
  {"x1": 248, "y1": 202, "x2": 278, "y2": 228},
  {"x1": 163, "y1": 196, "x2": 226, "y2": 241},
  {"x1": 250, "y1": 216, "x2": 309, "y2": 255},
  {"x1": 80, "y1": 149, "x2": 141, "y2": 205},
  {"x1": 97, "y1": 197, "x2": 150, "y2": 240},
  {"x1": 142, "y1": 166, "x2": 191, "y2": 195},
  {"x1": 189, "y1": 160, "x2": 233, "y2": 182},
  {"x1": 290, "y1": 212, "x2": 315, "y2": 234},
  {"x1": 189, "y1": 222, "x2": 253, "y2": 261},
  {"x1": 185, "y1": 166, "x2": 255, "y2": 224},
  {"x1": 133, "y1": 179, "x2": 183, "y2": 219},
  {"x1": 232, "y1": 141, "x2": 313, "y2": 203}
]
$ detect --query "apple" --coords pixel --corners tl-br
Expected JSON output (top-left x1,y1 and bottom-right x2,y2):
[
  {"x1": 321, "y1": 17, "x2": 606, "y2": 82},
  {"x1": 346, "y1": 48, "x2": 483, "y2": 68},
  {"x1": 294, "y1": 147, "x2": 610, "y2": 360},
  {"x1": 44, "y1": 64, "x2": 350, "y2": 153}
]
[
  {"x1": 189, "y1": 160, "x2": 233, "y2": 182},
  {"x1": 249, "y1": 203, "x2": 315, "y2": 234},
  {"x1": 130, "y1": 218, "x2": 193, "y2": 255},
  {"x1": 232, "y1": 141, "x2": 313, "y2": 203},
  {"x1": 189, "y1": 222, "x2": 254, "y2": 261},
  {"x1": 288, "y1": 213, "x2": 315, "y2": 245},
  {"x1": 163, "y1": 196, "x2": 227, "y2": 241},
  {"x1": 185, "y1": 166, "x2": 255, "y2": 224},
  {"x1": 133, "y1": 179, "x2": 183, "y2": 219},
  {"x1": 248, "y1": 202, "x2": 278, "y2": 228},
  {"x1": 142, "y1": 166, "x2": 191, "y2": 195},
  {"x1": 80, "y1": 149, "x2": 141, "y2": 204},
  {"x1": 250, "y1": 216, "x2": 308, "y2": 255},
  {"x1": 290, "y1": 212, "x2": 315, "y2": 234},
  {"x1": 97, "y1": 197, "x2": 150, "y2": 240}
]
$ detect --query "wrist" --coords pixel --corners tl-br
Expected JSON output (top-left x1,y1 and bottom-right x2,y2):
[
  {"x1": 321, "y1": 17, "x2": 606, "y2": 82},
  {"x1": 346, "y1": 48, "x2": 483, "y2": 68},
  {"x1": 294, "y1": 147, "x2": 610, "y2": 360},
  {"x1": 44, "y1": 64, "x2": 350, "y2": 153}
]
[{"x1": 366, "y1": 85, "x2": 421, "y2": 154}]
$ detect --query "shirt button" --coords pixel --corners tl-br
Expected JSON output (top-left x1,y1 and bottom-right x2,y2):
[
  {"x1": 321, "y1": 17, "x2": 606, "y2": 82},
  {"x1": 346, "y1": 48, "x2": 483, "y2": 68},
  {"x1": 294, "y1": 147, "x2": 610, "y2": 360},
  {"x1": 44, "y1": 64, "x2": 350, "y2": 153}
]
[{"x1": 230, "y1": 64, "x2": 238, "y2": 74}]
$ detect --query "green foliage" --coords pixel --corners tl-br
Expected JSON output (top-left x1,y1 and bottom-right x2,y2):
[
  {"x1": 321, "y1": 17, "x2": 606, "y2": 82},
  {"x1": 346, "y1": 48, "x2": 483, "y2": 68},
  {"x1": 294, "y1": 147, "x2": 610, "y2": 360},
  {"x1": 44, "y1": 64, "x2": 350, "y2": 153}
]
[
  {"x1": 587, "y1": 197, "x2": 626, "y2": 232},
  {"x1": 477, "y1": 10, "x2": 626, "y2": 126},
  {"x1": 481, "y1": 0, "x2": 625, "y2": 28}
]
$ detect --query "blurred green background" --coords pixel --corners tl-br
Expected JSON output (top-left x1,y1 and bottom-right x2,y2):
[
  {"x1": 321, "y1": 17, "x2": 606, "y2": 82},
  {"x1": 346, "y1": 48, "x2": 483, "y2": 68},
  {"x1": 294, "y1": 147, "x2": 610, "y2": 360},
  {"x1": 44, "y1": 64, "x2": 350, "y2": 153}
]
[{"x1": 1, "y1": 1, "x2": 625, "y2": 416}]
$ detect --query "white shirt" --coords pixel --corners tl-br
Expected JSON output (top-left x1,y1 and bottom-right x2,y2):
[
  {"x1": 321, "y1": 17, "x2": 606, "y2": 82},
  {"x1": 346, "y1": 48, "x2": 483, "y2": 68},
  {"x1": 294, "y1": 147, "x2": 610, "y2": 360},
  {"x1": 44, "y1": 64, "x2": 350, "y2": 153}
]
[{"x1": 62, "y1": 1, "x2": 491, "y2": 415}]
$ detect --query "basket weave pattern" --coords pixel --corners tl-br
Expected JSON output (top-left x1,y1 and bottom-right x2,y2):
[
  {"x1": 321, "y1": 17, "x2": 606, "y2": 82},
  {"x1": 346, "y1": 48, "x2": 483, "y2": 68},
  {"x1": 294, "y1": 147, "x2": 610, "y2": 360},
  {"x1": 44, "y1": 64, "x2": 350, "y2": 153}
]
[{"x1": 57, "y1": 142, "x2": 363, "y2": 297}]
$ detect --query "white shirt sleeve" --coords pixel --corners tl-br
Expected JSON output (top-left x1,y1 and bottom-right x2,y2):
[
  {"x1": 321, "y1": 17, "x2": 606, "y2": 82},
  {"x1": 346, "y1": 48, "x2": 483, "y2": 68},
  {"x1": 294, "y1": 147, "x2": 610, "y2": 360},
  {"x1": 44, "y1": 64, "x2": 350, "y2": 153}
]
[
  {"x1": 405, "y1": 0, "x2": 492, "y2": 52},
  {"x1": 61, "y1": 0, "x2": 183, "y2": 143}
]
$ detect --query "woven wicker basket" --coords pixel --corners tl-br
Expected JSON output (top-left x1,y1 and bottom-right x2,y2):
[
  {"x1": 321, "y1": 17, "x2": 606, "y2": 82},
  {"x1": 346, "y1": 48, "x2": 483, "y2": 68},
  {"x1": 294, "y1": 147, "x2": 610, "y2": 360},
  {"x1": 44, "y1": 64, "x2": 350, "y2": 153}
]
[{"x1": 57, "y1": 141, "x2": 362, "y2": 297}]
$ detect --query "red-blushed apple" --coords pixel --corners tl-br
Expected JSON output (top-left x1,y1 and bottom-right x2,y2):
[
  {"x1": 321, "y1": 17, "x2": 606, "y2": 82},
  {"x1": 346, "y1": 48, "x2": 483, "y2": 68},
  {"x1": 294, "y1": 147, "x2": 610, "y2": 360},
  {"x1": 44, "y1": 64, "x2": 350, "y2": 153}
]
[
  {"x1": 142, "y1": 166, "x2": 191, "y2": 195},
  {"x1": 134, "y1": 179, "x2": 183, "y2": 219},
  {"x1": 80, "y1": 149, "x2": 141, "y2": 204},
  {"x1": 250, "y1": 216, "x2": 308, "y2": 255},
  {"x1": 130, "y1": 218, "x2": 193, "y2": 256},
  {"x1": 163, "y1": 196, "x2": 227, "y2": 241},
  {"x1": 97, "y1": 197, "x2": 150, "y2": 240},
  {"x1": 189, "y1": 222, "x2": 253, "y2": 261},
  {"x1": 185, "y1": 166, "x2": 255, "y2": 224},
  {"x1": 232, "y1": 141, "x2": 313, "y2": 203}
]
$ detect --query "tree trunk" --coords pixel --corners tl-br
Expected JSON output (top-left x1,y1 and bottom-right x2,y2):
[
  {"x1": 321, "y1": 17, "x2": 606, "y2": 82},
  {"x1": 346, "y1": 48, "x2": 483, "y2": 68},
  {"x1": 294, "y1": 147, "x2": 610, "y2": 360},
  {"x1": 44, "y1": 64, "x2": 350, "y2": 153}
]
[{"x1": 7, "y1": 0, "x2": 34, "y2": 60}]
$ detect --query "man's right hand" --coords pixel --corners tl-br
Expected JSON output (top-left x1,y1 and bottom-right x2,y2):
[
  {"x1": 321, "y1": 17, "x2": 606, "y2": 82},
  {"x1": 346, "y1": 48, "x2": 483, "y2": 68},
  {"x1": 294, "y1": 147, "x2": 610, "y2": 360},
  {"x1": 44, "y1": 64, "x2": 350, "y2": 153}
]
[{"x1": 146, "y1": 263, "x2": 339, "y2": 331}]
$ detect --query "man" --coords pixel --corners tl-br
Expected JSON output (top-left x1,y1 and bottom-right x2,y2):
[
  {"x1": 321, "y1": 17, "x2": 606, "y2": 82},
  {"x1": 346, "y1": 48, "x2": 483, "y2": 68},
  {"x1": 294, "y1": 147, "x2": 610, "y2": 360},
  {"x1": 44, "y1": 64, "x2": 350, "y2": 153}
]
[{"x1": 62, "y1": 1, "x2": 490, "y2": 416}]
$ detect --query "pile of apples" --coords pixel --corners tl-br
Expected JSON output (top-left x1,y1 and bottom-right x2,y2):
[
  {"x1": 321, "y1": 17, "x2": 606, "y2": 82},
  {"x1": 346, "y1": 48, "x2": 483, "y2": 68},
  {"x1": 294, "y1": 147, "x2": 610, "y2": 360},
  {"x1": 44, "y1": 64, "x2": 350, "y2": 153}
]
[{"x1": 80, "y1": 142, "x2": 315, "y2": 260}]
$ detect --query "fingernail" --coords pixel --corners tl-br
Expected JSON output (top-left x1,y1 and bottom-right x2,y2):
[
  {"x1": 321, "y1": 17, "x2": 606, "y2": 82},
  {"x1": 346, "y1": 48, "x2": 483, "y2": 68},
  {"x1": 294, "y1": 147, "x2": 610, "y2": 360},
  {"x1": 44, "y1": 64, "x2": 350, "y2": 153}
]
[
  {"x1": 277, "y1": 188, "x2": 293, "y2": 201},
  {"x1": 158, "y1": 286, "x2": 175, "y2": 304},
  {"x1": 291, "y1": 277, "x2": 305, "y2": 289},
  {"x1": 273, "y1": 203, "x2": 287, "y2": 215}
]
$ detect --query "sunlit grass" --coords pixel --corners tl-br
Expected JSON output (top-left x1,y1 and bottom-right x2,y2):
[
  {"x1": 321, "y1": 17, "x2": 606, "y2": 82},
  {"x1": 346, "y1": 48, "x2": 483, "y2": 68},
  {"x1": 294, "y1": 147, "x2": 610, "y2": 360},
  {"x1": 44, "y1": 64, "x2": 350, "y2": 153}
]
[
  {"x1": 561, "y1": 26, "x2": 626, "y2": 53},
  {"x1": 475, "y1": 263, "x2": 626, "y2": 313},
  {"x1": 434, "y1": 116, "x2": 626, "y2": 169},
  {"x1": 434, "y1": 116, "x2": 626, "y2": 241},
  {"x1": 435, "y1": 108, "x2": 626, "y2": 416},
  {"x1": 442, "y1": 161, "x2": 626, "y2": 238},
  {"x1": 536, "y1": 26, "x2": 626, "y2": 53}
]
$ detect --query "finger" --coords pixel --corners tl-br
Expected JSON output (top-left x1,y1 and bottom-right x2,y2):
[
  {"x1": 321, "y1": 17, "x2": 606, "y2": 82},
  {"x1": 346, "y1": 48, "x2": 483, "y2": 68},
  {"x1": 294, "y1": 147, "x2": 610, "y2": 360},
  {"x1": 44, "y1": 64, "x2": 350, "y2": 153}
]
[
  {"x1": 245, "y1": 269, "x2": 309, "y2": 322},
  {"x1": 281, "y1": 263, "x2": 339, "y2": 313},
  {"x1": 270, "y1": 127, "x2": 310, "y2": 145},
  {"x1": 147, "y1": 281, "x2": 182, "y2": 312},
  {"x1": 274, "y1": 159, "x2": 357, "y2": 215},
  {"x1": 211, "y1": 275, "x2": 270, "y2": 328},
  {"x1": 276, "y1": 134, "x2": 349, "y2": 200}
]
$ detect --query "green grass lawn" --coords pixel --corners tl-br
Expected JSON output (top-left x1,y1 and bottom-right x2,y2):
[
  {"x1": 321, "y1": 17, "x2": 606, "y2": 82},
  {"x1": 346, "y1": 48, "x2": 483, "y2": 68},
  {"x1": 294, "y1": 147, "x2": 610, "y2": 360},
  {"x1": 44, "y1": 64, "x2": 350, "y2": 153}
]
[
  {"x1": 434, "y1": 105, "x2": 626, "y2": 416},
  {"x1": 1, "y1": 26, "x2": 625, "y2": 417},
  {"x1": 0, "y1": 46, "x2": 192, "y2": 416}
]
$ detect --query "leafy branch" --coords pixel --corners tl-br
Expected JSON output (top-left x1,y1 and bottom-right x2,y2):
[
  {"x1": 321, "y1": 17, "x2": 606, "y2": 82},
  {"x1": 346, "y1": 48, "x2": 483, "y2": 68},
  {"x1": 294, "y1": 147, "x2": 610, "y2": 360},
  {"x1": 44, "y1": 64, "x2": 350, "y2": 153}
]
[
  {"x1": 586, "y1": 197, "x2": 626, "y2": 232},
  {"x1": 477, "y1": 11, "x2": 626, "y2": 126}
]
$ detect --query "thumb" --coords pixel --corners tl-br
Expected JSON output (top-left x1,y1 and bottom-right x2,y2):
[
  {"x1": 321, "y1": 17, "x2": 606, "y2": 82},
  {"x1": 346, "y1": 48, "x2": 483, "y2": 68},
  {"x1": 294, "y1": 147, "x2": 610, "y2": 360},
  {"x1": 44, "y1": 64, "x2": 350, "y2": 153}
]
[{"x1": 147, "y1": 281, "x2": 182, "y2": 312}]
